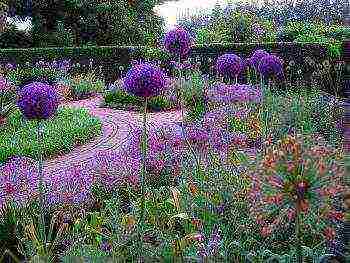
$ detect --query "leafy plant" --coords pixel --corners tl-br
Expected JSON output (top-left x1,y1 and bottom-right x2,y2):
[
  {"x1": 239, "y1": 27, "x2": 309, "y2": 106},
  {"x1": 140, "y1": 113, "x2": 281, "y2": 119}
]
[{"x1": 69, "y1": 72, "x2": 104, "y2": 100}]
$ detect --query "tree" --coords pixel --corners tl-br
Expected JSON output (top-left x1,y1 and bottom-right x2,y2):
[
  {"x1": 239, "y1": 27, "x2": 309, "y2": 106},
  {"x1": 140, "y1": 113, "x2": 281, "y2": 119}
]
[{"x1": 6, "y1": 0, "x2": 178, "y2": 47}]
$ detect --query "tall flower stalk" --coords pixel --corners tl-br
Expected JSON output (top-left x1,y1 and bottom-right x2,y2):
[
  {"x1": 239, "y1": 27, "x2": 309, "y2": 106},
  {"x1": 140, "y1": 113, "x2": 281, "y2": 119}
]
[
  {"x1": 16, "y1": 81, "x2": 59, "y2": 259},
  {"x1": 36, "y1": 120, "x2": 47, "y2": 249},
  {"x1": 123, "y1": 62, "x2": 167, "y2": 259},
  {"x1": 138, "y1": 97, "x2": 148, "y2": 256},
  {"x1": 176, "y1": 56, "x2": 204, "y2": 181}
]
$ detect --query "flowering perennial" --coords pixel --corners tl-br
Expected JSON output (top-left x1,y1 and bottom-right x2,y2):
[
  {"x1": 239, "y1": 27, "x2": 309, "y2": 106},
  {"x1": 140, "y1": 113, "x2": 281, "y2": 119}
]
[
  {"x1": 17, "y1": 82, "x2": 60, "y2": 120},
  {"x1": 123, "y1": 63, "x2": 167, "y2": 98}
]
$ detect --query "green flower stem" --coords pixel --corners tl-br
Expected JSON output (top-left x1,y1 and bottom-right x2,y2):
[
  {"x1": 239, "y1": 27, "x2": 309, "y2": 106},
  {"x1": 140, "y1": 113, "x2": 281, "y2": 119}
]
[
  {"x1": 177, "y1": 56, "x2": 203, "y2": 181},
  {"x1": 295, "y1": 201, "x2": 303, "y2": 263},
  {"x1": 138, "y1": 96, "x2": 148, "y2": 256},
  {"x1": 36, "y1": 120, "x2": 47, "y2": 256}
]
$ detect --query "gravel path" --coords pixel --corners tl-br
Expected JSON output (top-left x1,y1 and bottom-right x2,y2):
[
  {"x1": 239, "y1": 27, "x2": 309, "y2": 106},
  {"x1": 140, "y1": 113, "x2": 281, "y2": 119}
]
[{"x1": 43, "y1": 95, "x2": 184, "y2": 175}]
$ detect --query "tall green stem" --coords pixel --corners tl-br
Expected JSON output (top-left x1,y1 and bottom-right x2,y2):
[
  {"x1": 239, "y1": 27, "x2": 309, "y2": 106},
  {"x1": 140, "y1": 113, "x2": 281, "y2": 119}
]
[
  {"x1": 295, "y1": 201, "x2": 303, "y2": 263},
  {"x1": 138, "y1": 97, "x2": 148, "y2": 257},
  {"x1": 37, "y1": 120, "x2": 46, "y2": 256},
  {"x1": 177, "y1": 56, "x2": 203, "y2": 181}
]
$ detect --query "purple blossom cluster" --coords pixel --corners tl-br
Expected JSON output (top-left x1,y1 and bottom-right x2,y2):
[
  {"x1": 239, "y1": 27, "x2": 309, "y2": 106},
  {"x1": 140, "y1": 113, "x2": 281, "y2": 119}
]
[
  {"x1": 0, "y1": 76, "x2": 14, "y2": 93},
  {"x1": 0, "y1": 156, "x2": 39, "y2": 213},
  {"x1": 121, "y1": 124, "x2": 185, "y2": 180},
  {"x1": 123, "y1": 63, "x2": 167, "y2": 98},
  {"x1": 258, "y1": 54, "x2": 284, "y2": 80},
  {"x1": 215, "y1": 53, "x2": 245, "y2": 79},
  {"x1": 17, "y1": 82, "x2": 60, "y2": 120},
  {"x1": 248, "y1": 49, "x2": 270, "y2": 71},
  {"x1": 205, "y1": 83, "x2": 263, "y2": 104},
  {"x1": 163, "y1": 27, "x2": 192, "y2": 58},
  {"x1": 197, "y1": 225, "x2": 222, "y2": 258},
  {"x1": 46, "y1": 164, "x2": 94, "y2": 207}
]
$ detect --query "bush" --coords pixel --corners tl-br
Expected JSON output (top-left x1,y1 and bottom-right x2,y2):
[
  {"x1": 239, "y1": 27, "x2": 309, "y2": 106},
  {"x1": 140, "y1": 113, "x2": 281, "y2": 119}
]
[
  {"x1": 261, "y1": 87, "x2": 343, "y2": 148},
  {"x1": 0, "y1": 107, "x2": 102, "y2": 164},
  {"x1": 69, "y1": 72, "x2": 105, "y2": 100},
  {"x1": 294, "y1": 34, "x2": 342, "y2": 58},
  {"x1": 6, "y1": 67, "x2": 60, "y2": 87},
  {"x1": 104, "y1": 88, "x2": 176, "y2": 112},
  {"x1": 0, "y1": 26, "x2": 33, "y2": 48}
]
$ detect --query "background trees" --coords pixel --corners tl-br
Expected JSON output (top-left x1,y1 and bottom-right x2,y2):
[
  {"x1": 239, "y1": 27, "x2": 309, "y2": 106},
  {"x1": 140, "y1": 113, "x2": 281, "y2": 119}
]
[{"x1": 4, "y1": 0, "x2": 173, "y2": 47}]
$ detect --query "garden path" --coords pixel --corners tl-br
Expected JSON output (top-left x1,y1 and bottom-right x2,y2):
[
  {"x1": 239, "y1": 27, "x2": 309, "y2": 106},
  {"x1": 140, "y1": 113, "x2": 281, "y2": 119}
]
[{"x1": 43, "y1": 95, "x2": 183, "y2": 175}]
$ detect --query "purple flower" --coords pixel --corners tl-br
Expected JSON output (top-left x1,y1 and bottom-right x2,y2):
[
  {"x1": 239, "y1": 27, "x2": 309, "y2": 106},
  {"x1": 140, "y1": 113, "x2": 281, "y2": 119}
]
[
  {"x1": 249, "y1": 49, "x2": 270, "y2": 71},
  {"x1": 5, "y1": 63, "x2": 15, "y2": 70},
  {"x1": 0, "y1": 77, "x2": 13, "y2": 94},
  {"x1": 17, "y1": 82, "x2": 60, "y2": 120},
  {"x1": 205, "y1": 83, "x2": 262, "y2": 104},
  {"x1": 163, "y1": 27, "x2": 192, "y2": 58},
  {"x1": 258, "y1": 54, "x2": 284, "y2": 80},
  {"x1": 100, "y1": 240, "x2": 112, "y2": 253},
  {"x1": 215, "y1": 53, "x2": 244, "y2": 79},
  {"x1": 123, "y1": 63, "x2": 167, "y2": 98}
]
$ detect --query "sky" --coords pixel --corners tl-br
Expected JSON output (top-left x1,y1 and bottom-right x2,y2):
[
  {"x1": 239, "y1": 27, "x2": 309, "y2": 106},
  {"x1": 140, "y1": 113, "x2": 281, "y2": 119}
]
[{"x1": 154, "y1": 0, "x2": 229, "y2": 29}]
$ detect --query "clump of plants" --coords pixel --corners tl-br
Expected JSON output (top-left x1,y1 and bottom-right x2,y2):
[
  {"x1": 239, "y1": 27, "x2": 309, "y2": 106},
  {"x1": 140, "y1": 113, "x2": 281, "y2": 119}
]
[{"x1": 68, "y1": 72, "x2": 104, "y2": 100}]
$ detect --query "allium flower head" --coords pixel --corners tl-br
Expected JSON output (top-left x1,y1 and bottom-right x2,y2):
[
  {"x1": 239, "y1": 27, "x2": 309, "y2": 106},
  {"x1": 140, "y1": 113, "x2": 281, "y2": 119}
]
[
  {"x1": 123, "y1": 63, "x2": 167, "y2": 98},
  {"x1": 215, "y1": 53, "x2": 244, "y2": 79},
  {"x1": 163, "y1": 27, "x2": 192, "y2": 58},
  {"x1": 249, "y1": 49, "x2": 270, "y2": 71},
  {"x1": 248, "y1": 133, "x2": 345, "y2": 239},
  {"x1": 258, "y1": 54, "x2": 284, "y2": 80},
  {"x1": 17, "y1": 82, "x2": 60, "y2": 120}
]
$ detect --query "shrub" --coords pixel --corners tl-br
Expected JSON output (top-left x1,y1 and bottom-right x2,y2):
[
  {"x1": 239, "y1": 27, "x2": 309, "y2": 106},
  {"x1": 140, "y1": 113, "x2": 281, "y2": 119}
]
[
  {"x1": 0, "y1": 107, "x2": 102, "y2": 164},
  {"x1": 5, "y1": 66, "x2": 62, "y2": 87},
  {"x1": 69, "y1": 73, "x2": 104, "y2": 100},
  {"x1": 294, "y1": 34, "x2": 342, "y2": 58},
  {"x1": 103, "y1": 88, "x2": 175, "y2": 112}
]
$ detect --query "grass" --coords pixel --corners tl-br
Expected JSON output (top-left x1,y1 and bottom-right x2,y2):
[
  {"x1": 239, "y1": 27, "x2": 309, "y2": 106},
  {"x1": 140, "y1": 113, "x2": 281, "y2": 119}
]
[{"x1": 0, "y1": 106, "x2": 102, "y2": 164}]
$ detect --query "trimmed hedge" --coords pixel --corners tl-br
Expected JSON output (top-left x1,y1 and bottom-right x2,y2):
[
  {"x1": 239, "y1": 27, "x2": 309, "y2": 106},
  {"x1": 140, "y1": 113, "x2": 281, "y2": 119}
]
[{"x1": 0, "y1": 41, "x2": 345, "y2": 95}]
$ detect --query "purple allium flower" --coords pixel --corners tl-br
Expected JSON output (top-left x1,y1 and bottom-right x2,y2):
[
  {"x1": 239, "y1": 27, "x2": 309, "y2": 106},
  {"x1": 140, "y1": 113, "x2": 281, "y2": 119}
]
[
  {"x1": 215, "y1": 53, "x2": 244, "y2": 79},
  {"x1": 17, "y1": 82, "x2": 60, "y2": 120},
  {"x1": 258, "y1": 54, "x2": 284, "y2": 80},
  {"x1": 123, "y1": 63, "x2": 167, "y2": 98},
  {"x1": 163, "y1": 27, "x2": 192, "y2": 58},
  {"x1": 249, "y1": 49, "x2": 270, "y2": 71}
]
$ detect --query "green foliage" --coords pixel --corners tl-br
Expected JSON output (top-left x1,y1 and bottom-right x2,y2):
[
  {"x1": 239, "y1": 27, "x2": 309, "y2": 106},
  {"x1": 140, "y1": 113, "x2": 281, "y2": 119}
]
[
  {"x1": 147, "y1": 95, "x2": 175, "y2": 112},
  {"x1": 69, "y1": 72, "x2": 105, "y2": 100},
  {"x1": 183, "y1": 71, "x2": 206, "y2": 121},
  {"x1": 0, "y1": 106, "x2": 102, "y2": 164},
  {"x1": 261, "y1": 85, "x2": 343, "y2": 147},
  {"x1": 6, "y1": 66, "x2": 60, "y2": 87},
  {"x1": 0, "y1": 25, "x2": 33, "y2": 48},
  {"x1": 104, "y1": 88, "x2": 175, "y2": 112},
  {"x1": 104, "y1": 89, "x2": 143, "y2": 108},
  {"x1": 294, "y1": 34, "x2": 342, "y2": 58},
  {"x1": 141, "y1": 47, "x2": 171, "y2": 63}
]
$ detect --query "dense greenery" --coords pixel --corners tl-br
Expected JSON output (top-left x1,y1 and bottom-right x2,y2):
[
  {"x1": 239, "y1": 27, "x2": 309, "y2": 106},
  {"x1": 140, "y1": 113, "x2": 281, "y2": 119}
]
[
  {"x1": 5, "y1": 0, "x2": 172, "y2": 47},
  {"x1": 0, "y1": 107, "x2": 102, "y2": 163},
  {"x1": 103, "y1": 88, "x2": 176, "y2": 112}
]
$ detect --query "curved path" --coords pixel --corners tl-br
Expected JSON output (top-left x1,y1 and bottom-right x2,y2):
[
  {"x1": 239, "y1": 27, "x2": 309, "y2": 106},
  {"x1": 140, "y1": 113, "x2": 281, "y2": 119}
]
[{"x1": 43, "y1": 95, "x2": 184, "y2": 175}]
